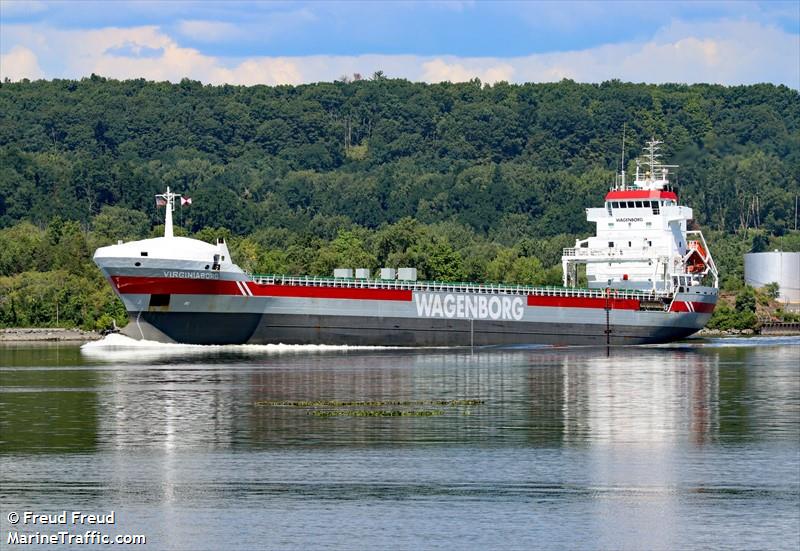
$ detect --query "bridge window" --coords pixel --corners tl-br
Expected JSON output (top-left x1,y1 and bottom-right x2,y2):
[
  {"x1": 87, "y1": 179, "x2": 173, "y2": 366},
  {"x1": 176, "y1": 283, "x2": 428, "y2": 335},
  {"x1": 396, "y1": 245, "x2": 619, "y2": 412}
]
[
  {"x1": 609, "y1": 241, "x2": 614, "y2": 248},
  {"x1": 635, "y1": 201, "x2": 643, "y2": 208}
]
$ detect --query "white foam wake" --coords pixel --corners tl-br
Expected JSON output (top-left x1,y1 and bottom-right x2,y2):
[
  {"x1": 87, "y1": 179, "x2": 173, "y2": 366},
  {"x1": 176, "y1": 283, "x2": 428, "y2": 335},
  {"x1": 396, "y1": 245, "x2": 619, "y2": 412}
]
[{"x1": 80, "y1": 333, "x2": 405, "y2": 361}]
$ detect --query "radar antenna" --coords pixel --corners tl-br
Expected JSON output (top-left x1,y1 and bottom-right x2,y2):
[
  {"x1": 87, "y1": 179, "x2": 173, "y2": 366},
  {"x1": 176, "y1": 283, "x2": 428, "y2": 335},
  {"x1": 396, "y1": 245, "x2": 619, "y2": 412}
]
[{"x1": 634, "y1": 138, "x2": 678, "y2": 190}]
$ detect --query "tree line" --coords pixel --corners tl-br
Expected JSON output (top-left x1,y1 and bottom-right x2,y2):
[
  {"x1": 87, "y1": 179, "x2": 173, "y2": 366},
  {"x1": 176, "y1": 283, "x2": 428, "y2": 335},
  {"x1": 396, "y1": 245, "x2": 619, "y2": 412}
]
[{"x1": 0, "y1": 76, "x2": 797, "y2": 330}]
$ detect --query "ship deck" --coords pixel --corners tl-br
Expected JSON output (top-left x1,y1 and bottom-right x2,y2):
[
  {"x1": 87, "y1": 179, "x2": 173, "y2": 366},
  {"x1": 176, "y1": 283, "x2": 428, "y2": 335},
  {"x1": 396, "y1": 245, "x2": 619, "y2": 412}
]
[{"x1": 249, "y1": 274, "x2": 673, "y2": 301}]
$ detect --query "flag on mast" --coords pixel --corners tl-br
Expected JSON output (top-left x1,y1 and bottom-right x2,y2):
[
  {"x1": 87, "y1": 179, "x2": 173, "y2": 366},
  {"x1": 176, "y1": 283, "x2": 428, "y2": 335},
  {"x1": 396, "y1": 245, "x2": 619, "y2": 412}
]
[
  {"x1": 156, "y1": 197, "x2": 167, "y2": 207},
  {"x1": 181, "y1": 197, "x2": 192, "y2": 206}
]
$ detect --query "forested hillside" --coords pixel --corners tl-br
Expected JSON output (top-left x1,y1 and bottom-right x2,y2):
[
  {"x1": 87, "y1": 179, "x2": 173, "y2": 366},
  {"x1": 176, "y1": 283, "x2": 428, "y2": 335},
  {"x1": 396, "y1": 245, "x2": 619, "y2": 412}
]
[{"x1": 0, "y1": 76, "x2": 798, "y2": 329}]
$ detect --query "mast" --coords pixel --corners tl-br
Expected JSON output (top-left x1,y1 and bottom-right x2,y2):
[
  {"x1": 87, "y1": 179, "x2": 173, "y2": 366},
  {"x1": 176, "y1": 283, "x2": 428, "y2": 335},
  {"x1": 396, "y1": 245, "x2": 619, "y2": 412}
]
[
  {"x1": 634, "y1": 139, "x2": 677, "y2": 190},
  {"x1": 620, "y1": 123, "x2": 626, "y2": 189},
  {"x1": 156, "y1": 187, "x2": 181, "y2": 238}
]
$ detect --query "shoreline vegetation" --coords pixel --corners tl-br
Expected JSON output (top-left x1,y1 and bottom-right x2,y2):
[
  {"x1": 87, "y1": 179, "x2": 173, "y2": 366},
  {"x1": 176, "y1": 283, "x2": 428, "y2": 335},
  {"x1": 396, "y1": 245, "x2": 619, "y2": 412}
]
[{"x1": 0, "y1": 78, "x2": 797, "y2": 334}]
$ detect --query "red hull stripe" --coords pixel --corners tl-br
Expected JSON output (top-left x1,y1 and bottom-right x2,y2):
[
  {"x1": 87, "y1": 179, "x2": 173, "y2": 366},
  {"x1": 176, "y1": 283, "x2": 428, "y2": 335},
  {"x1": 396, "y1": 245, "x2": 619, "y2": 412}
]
[
  {"x1": 527, "y1": 295, "x2": 640, "y2": 310},
  {"x1": 670, "y1": 301, "x2": 715, "y2": 313},
  {"x1": 113, "y1": 276, "x2": 239, "y2": 296},
  {"x1": 605, "y1": 190, "x2": 678, "y2": 201},
  {"x1": 111, "y1": 276, "x2": 712, "y2": 313},
  {"x1": 111, "y1": 276, "x2": 413, "y2": 301},
  {"x1": 249, "y1": 283, "x2": 412, "y2": 301}
]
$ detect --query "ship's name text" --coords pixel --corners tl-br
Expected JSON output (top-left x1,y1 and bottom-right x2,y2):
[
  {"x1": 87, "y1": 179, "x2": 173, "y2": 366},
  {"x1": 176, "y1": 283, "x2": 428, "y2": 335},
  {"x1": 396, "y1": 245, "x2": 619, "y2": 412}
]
[
  {"x1": 415, "y1": 293, "x2": 524, "y2": 321},
  {"x1": 615, "y1": 217, "x2": 644, "y2": 222},
  {"x1": 163, "y1": 270, "x2": 220, "y2": 280}
]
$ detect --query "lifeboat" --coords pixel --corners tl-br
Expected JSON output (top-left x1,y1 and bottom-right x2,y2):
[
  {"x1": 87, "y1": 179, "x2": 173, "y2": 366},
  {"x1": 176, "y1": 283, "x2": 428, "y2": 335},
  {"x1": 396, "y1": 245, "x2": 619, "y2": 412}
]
[{"x1": 686, "y1": 241, "x2": 708, "y2": 273}]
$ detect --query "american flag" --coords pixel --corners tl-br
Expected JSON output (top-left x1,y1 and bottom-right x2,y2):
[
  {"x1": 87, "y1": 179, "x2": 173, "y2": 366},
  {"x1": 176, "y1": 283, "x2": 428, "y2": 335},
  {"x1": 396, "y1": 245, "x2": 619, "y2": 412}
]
[{"x1": 156, "y1": 197, "x2": 167, "y2": 207}]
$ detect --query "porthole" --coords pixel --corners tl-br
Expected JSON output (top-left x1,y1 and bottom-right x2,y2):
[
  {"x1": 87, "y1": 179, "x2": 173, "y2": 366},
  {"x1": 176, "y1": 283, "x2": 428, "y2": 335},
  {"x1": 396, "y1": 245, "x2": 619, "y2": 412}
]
[{"x1": 135, "y1": 262, "x2": 141, "y2": 267}]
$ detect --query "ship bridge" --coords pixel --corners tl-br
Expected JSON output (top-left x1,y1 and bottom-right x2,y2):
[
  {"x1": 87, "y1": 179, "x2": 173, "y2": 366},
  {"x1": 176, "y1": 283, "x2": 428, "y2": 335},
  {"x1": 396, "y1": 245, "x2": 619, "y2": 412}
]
[{"x1": 562, "y1": 140, "x2": 718, "y2": 294}]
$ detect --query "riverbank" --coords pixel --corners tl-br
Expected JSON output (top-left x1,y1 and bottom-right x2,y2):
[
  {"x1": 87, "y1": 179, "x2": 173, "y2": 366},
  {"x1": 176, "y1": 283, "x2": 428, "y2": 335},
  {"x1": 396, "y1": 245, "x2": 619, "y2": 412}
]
[
  {"x1": 0, "y1": 328, "x2": 102, "y2": 342},
  {"x1": 697, "y1": 328, "x2": 756, "y2": 337},
  {"x1": 698, "y1": 324, "x2": 800, "y2": 337}
]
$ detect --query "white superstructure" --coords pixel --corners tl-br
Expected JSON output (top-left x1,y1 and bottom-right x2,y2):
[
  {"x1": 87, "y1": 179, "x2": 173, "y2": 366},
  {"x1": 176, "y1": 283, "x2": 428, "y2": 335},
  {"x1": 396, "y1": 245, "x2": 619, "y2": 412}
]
[{"x1": 562, "y1": 140, "x2": 718, "y2": 294}]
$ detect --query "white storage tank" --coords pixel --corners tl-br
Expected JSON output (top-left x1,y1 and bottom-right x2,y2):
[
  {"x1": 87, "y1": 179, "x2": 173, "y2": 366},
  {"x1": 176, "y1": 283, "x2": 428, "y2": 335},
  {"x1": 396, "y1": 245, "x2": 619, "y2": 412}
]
[
  {"x1": 398, "y1": 267, "x2": 418, "y2": 281},
  {"x1": 744, "y1": 251, "x2": 800, "y2": 304},
  {"x1": 355, "y1": 268, "x2": 370, "y2": 279},
  {"x1": 380, "y1": 268, "x2": 396, "y2": 280},
  {"x1": 333, "y1": 268, "x2": 353, "y2": 278}
]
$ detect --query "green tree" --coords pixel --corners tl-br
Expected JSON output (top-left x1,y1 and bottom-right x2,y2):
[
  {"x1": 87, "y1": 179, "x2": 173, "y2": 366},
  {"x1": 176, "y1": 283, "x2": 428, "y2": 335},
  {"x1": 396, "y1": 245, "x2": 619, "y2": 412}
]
[
  {"x1": 0, "y1": 222, "x2": 47, "y2": 275},
  {"x1": 763, "y1": 282, "x2": 780, "y2": 300},
  {"x1": 92, "y1": 205, "x2": 150, "y2": 244},
  {"x1": 735, "y1": 286, "x2": 756, "y2": 313}
]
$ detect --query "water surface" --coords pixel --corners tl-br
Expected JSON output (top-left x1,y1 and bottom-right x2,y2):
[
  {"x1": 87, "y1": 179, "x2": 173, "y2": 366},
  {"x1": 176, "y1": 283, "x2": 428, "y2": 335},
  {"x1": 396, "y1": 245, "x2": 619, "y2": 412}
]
[{"x1": 1, "y1": 337, "x2": 799, "y2": 549}]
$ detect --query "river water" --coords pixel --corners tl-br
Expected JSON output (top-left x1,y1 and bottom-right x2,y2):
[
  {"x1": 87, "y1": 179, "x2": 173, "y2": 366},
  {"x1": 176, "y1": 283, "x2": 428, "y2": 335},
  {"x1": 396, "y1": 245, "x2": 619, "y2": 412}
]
[{"x1": 1, "y1": 336, "x2": 798, "y2": 550}]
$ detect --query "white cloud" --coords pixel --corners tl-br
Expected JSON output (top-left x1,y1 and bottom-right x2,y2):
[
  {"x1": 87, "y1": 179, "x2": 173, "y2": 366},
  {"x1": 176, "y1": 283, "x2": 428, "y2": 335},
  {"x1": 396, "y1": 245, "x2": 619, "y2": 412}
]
[
  {"x1": 173, "y1": 8, "x2": 317, "y2": 45},
  {"x1": 0, "y1": 19, "x2": 796, "y2": 87},
  {"x1": 0, "y1": 45, "x2": 44, "y2": 80},
  {"x1": 1, "y1": 24, "x2": 303, "y2": 85},
  {"x1": 422, "y1": 58, "x2": 514, "y2": 83},
  {"x1": 208, "y1": 58, "x2": 303, "y2": 86},
  {"x1": 177, "y1": 20, "x2": 237, "y2": 42},
  {"x1": 508, "y1": 19, "x2": 798, "y2": 87}
]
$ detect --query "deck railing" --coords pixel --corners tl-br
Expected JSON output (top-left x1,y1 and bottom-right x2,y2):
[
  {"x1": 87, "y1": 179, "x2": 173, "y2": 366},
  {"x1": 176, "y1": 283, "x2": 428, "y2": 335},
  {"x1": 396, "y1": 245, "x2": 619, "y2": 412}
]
[{"x1": 250, "y1": 273, "x2": 671, "y2": 301}]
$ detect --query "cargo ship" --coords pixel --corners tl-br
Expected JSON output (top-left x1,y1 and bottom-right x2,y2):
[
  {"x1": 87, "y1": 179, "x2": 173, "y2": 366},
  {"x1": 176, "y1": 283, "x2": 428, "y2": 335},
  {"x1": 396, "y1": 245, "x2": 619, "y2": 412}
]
[{"x1": 94, "y1": 140, "x2": 718, "y2": 346}]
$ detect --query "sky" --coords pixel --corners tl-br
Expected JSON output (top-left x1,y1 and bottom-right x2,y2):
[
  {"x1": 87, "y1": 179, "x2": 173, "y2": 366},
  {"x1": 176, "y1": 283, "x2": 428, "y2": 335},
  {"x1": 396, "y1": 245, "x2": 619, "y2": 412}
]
[{"x1": 1, "y1": 1, "x2": 798, "y2": 87}]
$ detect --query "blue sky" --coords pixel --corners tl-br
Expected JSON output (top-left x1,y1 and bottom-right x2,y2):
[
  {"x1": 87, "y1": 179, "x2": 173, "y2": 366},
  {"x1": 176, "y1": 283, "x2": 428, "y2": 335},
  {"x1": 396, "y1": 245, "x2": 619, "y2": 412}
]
[{"x1": 1, "y1": 1, "x2": 798, "y2": 86}]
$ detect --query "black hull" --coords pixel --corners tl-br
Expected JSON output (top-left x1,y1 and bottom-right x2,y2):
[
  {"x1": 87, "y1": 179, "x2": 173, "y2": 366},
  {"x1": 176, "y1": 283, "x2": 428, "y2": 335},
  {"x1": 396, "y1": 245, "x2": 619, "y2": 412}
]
[
  {"x1": 123, "y1": 312, "x2": 262, "y2": 345},
  {"x1": 122, "y1": 312, "x2": 700, "y2": 346}
]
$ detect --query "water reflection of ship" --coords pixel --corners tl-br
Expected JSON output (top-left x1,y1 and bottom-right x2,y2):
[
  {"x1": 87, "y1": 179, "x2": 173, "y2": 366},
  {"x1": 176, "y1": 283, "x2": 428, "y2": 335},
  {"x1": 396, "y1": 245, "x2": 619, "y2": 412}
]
[
  {"x1": 239, "y1": 348, "x2": 722, "y2": 448},
  {"x1": 74, "y1": 344, "x2": 800, "y2": 452},
  {"x1": 558, "y1": 349, "x2": 719, "y2": 445},
  {"x1": 99, "y1": 365, "x2": 242, "y2": 450}
]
